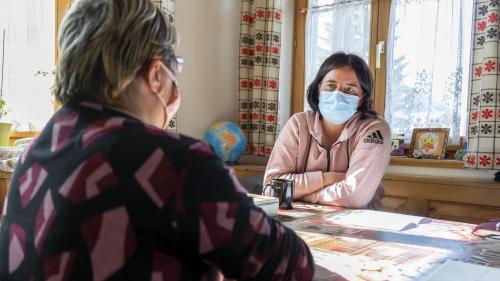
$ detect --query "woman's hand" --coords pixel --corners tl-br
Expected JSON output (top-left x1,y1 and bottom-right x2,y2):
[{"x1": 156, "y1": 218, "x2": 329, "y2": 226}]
[{"x1": 322, "y1": 172, "x2": 346, "y2": 186}]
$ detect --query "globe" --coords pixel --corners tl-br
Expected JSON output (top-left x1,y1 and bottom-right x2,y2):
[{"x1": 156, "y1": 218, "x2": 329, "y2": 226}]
[{"x1": 204, "y1": 122, "x2": 246, "y2": 164}]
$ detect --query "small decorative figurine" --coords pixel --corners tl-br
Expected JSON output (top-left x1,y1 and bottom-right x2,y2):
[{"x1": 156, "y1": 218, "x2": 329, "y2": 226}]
[
  {"x1": 412, "y1": 151, "x2": 423, "y2": 159},
  {"x1": 454, "y1": 142, "x2": 467, "y2": 161}
]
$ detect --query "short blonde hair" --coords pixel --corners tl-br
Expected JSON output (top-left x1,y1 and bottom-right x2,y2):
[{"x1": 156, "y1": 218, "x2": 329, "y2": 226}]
[{"x1": 54, "y1": 0, "x2": 177, "y2": 105}]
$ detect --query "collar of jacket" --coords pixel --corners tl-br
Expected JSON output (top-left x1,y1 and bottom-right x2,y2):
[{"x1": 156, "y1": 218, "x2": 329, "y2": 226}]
[{"x1": 305, "y1": 110, "x2": 362, "y2": 148}]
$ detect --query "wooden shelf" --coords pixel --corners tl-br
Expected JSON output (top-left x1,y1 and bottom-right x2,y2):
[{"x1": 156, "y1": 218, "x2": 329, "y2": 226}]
[
  {"x1": 8, "y1": 130, "x2": 39, "y2": 146},
  {"x1": 389, "y1": 157, "x2": 464, "y2": 169}
]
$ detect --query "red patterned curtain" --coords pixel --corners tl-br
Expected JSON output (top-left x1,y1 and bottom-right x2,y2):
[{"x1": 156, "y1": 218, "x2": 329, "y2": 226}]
[
  {"x1": 465, "y1": 0, "x2": 500, "y2": 169},
  {"x1": 238, "y1": 0, "x2": 282, "y2": 156}
]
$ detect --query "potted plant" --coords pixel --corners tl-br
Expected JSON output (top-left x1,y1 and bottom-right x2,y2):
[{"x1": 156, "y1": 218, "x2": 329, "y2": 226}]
[
  {"x1": 0, "y1": 100, "x2": 11, "y2": 146},
  {"x1": 0, "y1": 29, "x2": 12, "y2": 146}
]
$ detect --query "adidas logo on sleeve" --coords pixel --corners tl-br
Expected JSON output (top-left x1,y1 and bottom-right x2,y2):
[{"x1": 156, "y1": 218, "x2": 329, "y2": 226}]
[{"x1": 364, "y1": 130, "x2": 384, "y2": 144}]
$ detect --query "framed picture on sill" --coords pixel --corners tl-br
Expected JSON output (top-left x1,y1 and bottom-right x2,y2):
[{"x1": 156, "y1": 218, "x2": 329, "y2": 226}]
[{"x1": 409, "y1": 128, "x2": 450, "y2": 160}]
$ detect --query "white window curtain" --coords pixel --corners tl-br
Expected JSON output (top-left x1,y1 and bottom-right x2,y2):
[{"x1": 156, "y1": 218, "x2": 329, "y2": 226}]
[
  {"x1": 385, "y1": 0, "x2": 473, "y2": 144},
  {"x1": 0, "y1": 0, "x2": 55, "y2": 131},
  {"x1": 305, "y1": 0, "x2": 371, "y2": 110}
]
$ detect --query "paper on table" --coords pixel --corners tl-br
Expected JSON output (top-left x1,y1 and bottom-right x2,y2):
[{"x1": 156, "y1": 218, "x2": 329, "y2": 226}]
[
  {"x1": 326, "y1": 209, "x2": 431, "y2": 231},
  {"x1": 311, "y1": 249, "x2": 360, "y2": 281},
  {"x1": 424, "y1": 260, "x2": 500, "y2": 281}
]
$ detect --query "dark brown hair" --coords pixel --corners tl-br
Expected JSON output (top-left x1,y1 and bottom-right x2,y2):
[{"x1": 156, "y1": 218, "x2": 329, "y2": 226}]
[{"x1": 306, "y1": 52, "x2": 378, "y2": 120}]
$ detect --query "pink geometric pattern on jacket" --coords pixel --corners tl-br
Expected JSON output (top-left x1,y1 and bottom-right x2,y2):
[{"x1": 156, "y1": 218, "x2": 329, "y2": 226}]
[
  {"x1": 189, "y1": 141, "x2": 214, "y2": 158},
  {"x1": 224, "y1": 165, "x2": 247, "y2": 194},
  {"x1": 8, "y1": 224, "x2": 26, "y2": 273},
  {"x1": 80, "y1": 207, "x2": 136, "y2": 281},
  {"x1": 51, "y1": 112, "x2": 79, "y2": 152},
  {"x1": 34, "y1": 190, "x2": 56, "y2": 254},
  {"x1": 43, "y1": 251, "x2": 76, "y2": 281},
  {"x1": 59, "y1": 153, "x2": 118, "y2": 205},
  {"x1": 135, "y1": 148, "x2": 186, "y2": 211},
  {"x1": 82, "y1": 117, "x2": 124, "y2": 148},
  {"x1": 199, "y1": 202, "x2": 237, "y2": 254},
  {"x1": 19, "y1": 163, "x2": 48, "y2": 208}
]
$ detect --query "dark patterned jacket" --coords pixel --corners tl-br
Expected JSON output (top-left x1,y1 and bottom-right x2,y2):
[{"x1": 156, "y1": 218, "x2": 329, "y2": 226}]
[{"x1": 0, "y1": 102, "x2": 314, "y2": 281}]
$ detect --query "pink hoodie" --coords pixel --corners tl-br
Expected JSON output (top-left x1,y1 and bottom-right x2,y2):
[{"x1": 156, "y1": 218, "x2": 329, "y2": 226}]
[{"x1": 264, "y1": 111, "x2": 391, "y2": 208}]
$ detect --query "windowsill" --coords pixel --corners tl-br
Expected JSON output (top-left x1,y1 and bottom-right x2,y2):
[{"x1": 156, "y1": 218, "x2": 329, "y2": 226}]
[
  {"x1": 233, "y1": 158, "x2": 472, "y2": 178},
  {"x1": 8, "y1": 130, "x2": 39, "y2": 146},
  {"x1": 385, "y1": 165, "x2": 498, "y2": 185},
  {"x1": 234, "y1": 157, "x2": 465, "y2": 172},
  {"x1": 389, "y1": 157, "x2": 464, "y2": 169},
  {"x1": 9, "y1": 130, "x2": 40, "y2": 138}
]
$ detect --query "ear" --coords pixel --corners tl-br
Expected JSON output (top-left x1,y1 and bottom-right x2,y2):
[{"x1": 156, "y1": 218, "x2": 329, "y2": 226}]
[{"x1": 144, "y1": 59, "x2": 168, "y2": 96}]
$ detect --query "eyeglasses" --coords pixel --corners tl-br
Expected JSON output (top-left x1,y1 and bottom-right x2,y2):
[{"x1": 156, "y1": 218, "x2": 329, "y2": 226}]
[
  {"x1": 159, "y1": 56, "x2": 184, "y2": 74},
  {"x1": 172, "y1": 56, "x2": 184, "y2": 74}
]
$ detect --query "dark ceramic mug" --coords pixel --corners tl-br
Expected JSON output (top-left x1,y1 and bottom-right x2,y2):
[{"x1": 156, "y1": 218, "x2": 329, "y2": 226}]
[{"x1": 263, "y1": 179, "x2": 294, "y2": 209}]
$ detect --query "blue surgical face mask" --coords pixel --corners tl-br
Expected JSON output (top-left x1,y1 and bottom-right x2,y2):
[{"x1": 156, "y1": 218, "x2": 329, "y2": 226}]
[{"x1": 318, "y1": 90, "x2": 359, "y2": 124}]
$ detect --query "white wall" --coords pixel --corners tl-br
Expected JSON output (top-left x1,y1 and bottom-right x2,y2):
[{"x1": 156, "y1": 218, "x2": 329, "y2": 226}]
[
  {"x1": 175, "y1": 0, "x2": 240, "y2": 138},
  {"x1": 175, "y1": 0, "x2": 295, "y2": 140}
]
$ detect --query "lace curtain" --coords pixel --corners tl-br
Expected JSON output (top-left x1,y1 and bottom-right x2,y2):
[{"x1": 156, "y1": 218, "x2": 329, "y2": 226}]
[
  {"x1": 385, "y1": 0, "x2": 473, "y2": 144},
  {"x1": 0, "y1": 0, "x2": 55, "y2": 131},
  {"x1": 305, "y1": 0, "x2": 371, "y2": 110},
  {"x1": 0, "y1": 1, "x2": 175, "y2": 132}
]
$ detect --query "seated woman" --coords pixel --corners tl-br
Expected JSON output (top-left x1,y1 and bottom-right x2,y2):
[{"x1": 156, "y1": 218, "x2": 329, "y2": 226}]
[
  {"x1": 264, "y1": 52, "x2": 391, "y2": 209},
  {"x1": 0, "y1": 1, "x2": 313, "y2": 280}
]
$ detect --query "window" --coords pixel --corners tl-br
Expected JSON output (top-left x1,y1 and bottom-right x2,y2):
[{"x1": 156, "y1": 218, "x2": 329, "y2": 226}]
[
  {"x1": 0, "y1": 0, "x2": 56, "y2": 131},
  {"x1": 305, "y1": 0, "x2": 371, "y2": 98},
  {"x1": 385, "y1": 0, "x2": 472, "y2": 144},
  {"x1": 294, "y1": 0, "x2": 474, "y2": 145}
]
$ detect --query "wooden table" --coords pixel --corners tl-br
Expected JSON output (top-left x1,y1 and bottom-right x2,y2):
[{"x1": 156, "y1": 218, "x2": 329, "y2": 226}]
[{"x1": 277, "y1": 203, "x2": 500, "y2": 281}]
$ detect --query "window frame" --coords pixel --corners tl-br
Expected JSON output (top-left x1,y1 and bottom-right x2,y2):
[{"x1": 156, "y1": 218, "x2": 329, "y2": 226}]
[
  {"x1": 51, "y1": 0, "x2": 71, "y2": 113},
  {"x1": 290, "y1": 0, "x2": 465, "y2": 165},
  {"x1": 56, "y1": 0, "x2": 72, "y2": 64},
  {"x1": 291, "y1": 0, "x2": 390, "y2": 116},
  {"x1": 371, "y1": 0, "x2": 391, "y2": 116}
]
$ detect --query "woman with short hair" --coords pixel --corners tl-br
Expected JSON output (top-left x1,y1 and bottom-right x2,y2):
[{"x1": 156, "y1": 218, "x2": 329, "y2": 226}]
[{"x1": 0, "y1": 1, "x2": 314, "y2": 280}]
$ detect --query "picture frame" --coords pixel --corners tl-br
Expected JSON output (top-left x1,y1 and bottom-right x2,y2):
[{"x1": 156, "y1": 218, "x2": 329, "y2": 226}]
[
  {"x1": 390, "y1": 138, "x2": 405, "y2": 156},
  {"x1": 409, "y1": 128, "x2": 450, "y2": 160}
]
